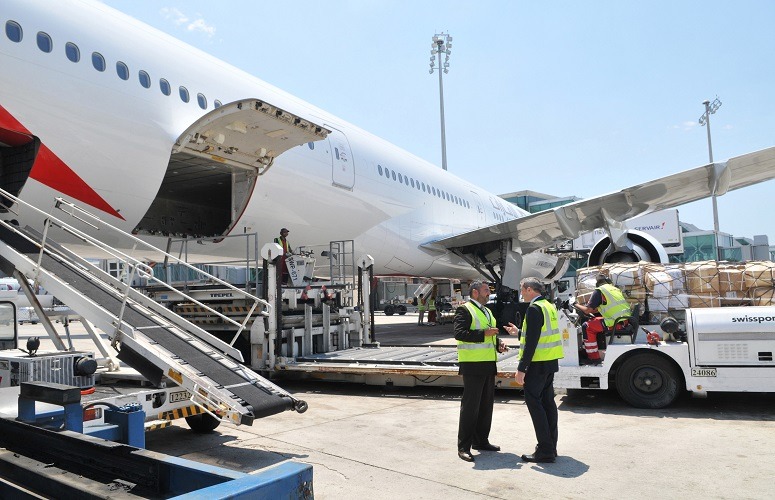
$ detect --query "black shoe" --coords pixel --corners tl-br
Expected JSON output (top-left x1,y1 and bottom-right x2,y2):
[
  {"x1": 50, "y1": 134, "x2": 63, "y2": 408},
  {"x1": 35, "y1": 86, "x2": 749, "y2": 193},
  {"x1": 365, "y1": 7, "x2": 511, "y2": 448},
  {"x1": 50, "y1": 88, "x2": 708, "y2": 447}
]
[
  {"x1": 458, "y1": 450, "x2": 475, "y2": 462},
  {"x1": 472, "y1": 443, "x2": 500, "y2": 452},
  {"x1": 521, "y1": 453, "x2": 555, "y2": 463}
]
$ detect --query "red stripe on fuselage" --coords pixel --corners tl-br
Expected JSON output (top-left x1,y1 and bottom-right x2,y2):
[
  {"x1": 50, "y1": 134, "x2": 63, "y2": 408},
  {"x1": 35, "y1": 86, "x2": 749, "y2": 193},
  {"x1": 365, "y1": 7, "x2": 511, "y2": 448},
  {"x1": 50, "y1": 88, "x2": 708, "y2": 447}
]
[{"x1": 0, "y1": 104, "x2": 124, "y2": 220}]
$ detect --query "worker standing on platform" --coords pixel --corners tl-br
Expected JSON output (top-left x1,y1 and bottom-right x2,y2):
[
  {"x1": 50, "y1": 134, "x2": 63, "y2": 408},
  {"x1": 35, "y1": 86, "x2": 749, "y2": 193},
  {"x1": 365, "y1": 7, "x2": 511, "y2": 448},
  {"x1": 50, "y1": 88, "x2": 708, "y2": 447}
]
[
  {"x1": 454, "y1": 279, "x2": 507, "y2": 463},
  {"x1": 273, "y1": 228, "x2": 292, "y2": 285},
  {"x1": 417, "y1": 293, "x2": 427, "y2": 326},
  {"x1": 575, "y1": 274, "x2": 630, "y2": 364}
]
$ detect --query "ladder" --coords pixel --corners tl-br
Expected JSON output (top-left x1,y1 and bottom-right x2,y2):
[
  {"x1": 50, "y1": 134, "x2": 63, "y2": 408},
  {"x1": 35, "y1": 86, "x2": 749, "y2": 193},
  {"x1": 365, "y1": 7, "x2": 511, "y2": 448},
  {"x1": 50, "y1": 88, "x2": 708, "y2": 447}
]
[{"x1": 0, "y1": 191, "x2": 307, "y2": 425}]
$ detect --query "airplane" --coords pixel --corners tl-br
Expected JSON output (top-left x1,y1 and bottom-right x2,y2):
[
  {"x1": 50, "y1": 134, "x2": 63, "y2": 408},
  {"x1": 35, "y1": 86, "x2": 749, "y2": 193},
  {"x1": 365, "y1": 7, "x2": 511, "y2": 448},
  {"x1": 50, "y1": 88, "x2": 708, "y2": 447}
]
[{"x1": 1, "y1": 0, "x2": 775, "y2": 294}]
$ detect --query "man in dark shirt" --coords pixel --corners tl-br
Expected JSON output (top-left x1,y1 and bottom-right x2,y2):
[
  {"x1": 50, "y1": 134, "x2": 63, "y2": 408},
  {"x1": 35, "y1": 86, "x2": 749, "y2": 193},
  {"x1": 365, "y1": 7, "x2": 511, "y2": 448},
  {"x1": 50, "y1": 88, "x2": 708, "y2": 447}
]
[
  {"x1": 504, "y1": 277, "x2": 563, "y2": 463},
  {"x1": 454, "y1": 279, "x2": 508, "y2": 462}
]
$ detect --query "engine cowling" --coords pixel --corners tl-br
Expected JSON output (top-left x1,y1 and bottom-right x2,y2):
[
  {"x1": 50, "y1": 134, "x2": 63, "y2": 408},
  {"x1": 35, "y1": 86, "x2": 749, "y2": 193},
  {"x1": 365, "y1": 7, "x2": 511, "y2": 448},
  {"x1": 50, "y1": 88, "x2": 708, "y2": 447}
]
[{"x1": 587, "y1": 230, "x2": 669, "y2": 266}]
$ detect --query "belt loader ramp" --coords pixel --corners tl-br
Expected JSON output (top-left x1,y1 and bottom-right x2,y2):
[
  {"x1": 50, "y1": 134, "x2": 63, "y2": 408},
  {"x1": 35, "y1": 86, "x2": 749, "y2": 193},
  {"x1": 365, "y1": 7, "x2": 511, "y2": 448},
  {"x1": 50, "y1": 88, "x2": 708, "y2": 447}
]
[{"x1": 0, "y1": 191, "x2": 307, "y2": 426}]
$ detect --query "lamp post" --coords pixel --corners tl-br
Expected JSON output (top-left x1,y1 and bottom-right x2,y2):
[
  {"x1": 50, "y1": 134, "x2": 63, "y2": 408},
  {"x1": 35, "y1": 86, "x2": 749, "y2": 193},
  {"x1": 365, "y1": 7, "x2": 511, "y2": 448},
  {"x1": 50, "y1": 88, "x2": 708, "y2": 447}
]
[
  {"x1": 429, "y1": 32, "x2": 452, "y2": 171},
  {"x1": 699, "y1": 97, "x2": 722, "y2": 259}
]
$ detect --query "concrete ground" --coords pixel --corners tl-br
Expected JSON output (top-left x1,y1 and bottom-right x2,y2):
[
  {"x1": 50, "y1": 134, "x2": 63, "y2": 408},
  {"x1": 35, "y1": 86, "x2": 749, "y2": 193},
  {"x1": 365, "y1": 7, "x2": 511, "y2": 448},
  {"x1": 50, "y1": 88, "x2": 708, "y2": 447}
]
[{"x1": 14, "y1": 314, "x2": 775, "y2": 499}]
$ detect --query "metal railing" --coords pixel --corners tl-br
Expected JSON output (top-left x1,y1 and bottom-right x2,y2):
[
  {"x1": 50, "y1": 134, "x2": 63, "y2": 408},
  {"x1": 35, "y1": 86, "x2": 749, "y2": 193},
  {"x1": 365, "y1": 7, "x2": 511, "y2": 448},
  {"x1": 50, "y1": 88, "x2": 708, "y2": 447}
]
[{"x1": 0, "y1": 188, "x2": 271, "y2": 357}]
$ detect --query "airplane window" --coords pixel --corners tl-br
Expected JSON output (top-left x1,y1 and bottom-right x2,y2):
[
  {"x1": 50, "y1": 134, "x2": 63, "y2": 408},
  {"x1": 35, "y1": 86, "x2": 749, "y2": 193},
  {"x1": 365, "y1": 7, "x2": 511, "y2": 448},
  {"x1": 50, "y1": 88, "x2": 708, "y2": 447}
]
[
  {"x1": 410, "y1": 178, "x2": 415, "y2": 188},
  {"x1": 92, "y1": 52, "x2": 106, "y2": 72},
  {"x1": 36, "y1": 32, "x2": 52, "y2": 53},
  {"x1": 416, "y1": 181, "x2": 421, "y2": 190},
  {"x1": 432, "y1": 187, "x2": 436, "y2": 196},
  {"x1": 138, "y1": 70, "x2": 151, "y2": 88},
  {"x1": 197, "y1": 93, "x2": 207, "y2": 109},
  {"x1": 5, "y1": 21, "x2": 23, "y2": 43},
  {"x1": 378, "y1": 165, "x2": 383, "y2": 175},
  {"x1": 334, "y1": 147, "x2": 340, "y2": 160},
  {"x1": 308, "y1": 142, "x2": 315, "y2": 150},
  {"x1": 214, "y1": 99, "x2": 222, "y2": 108},
  {"x1": 65, "y1": 42, "x2": 80, "y2": 62},
  {"x1": 391, "y1": 171, "x2": 396, "y2": 181},
  {"x1": 398, "y1": 173, "x2": 403, "y2": 183},
  {"x1": 116, "y1": 61, "x2": 129, "y2": 80},
  {"x1": 159, "y1": 78, "x2": 171, "y2": 96},
  {"x1": 421, "y1": 182, "x2": 426, "y2": 192},
  {"x1": 179, "y1": 86, "x2": 190, "y2": 103}
]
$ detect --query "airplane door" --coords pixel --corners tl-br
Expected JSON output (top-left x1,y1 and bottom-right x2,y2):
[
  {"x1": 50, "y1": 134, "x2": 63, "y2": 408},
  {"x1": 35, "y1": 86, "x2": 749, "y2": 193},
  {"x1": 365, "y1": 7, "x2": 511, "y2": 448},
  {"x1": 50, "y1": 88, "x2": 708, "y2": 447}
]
[
  {"x1": 327, "y1": 128, "x2": 355, "y2": 189},
  {"x1": 470, "y1": 191, "x2": 487, "y2": 227}
]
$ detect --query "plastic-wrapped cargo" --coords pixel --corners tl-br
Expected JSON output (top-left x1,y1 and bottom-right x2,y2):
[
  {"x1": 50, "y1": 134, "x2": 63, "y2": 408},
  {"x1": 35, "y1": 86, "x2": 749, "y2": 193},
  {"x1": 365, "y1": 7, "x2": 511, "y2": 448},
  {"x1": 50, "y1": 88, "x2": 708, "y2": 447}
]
[
  {"x1": 752, "y1": 286, "x2": 775, "y2": 306},
  {"x1": 574, "y1": 260, "x2": 775, "y2": 317},
  {"x1": 743, "y1": 261, "x2": 775, "y2": 289},
  {"x1": 608, "y1": 263, "x2": 642, "y2": 287}
]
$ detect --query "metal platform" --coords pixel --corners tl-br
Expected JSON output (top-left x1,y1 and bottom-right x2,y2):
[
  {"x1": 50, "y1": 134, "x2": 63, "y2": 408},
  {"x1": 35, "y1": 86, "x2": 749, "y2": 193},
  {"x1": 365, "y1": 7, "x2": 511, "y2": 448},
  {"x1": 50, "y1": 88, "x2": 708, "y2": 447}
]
[{"x1": 281, "y1": 344, "x2": 522, "y2": 388}]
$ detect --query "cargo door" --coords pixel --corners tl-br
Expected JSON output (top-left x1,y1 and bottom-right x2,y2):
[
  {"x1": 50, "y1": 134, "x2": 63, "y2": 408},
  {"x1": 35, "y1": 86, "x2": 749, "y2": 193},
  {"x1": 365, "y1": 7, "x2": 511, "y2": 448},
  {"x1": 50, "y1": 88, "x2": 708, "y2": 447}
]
[
  {"x1": 327, "y1": 128, "x2": 355, "y2": 189},
  {"x1": 138, "y1": 99, "x2": 330, "y2": 238}
]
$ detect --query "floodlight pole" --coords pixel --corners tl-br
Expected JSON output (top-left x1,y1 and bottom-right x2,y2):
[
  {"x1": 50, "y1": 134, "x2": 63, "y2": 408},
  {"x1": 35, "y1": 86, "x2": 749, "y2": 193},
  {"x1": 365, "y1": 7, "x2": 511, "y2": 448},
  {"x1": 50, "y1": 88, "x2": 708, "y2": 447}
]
[
  {"x1": 699, "y1": 97, "x2": 722, "y2": 259},
  {"x1": 430, "y1": 33, "x2": 452, "y2": 171}
]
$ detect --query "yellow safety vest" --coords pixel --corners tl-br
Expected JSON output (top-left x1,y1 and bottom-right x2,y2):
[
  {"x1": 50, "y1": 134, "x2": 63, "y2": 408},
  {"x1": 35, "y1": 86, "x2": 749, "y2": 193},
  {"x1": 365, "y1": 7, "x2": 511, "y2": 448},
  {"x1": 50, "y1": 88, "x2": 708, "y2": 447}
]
[
  {"x1": 273, "y1": 237, "x2": 291, "y2": 254},
  {"x1": 428, "y1": 299, "x2": 436, "y2": 311},
  {"x1": 457, "y1": 302, "x2": 498, "y2": 363},
  {"x1": 597, "y1": 284, "x2": 630, "y2": 327},
  {"x1": 520, "y1": 299, "x2": 564, "y2": 362},
  {"x1": 418, "y1": 298, "x2": 426, "y2": 312}
]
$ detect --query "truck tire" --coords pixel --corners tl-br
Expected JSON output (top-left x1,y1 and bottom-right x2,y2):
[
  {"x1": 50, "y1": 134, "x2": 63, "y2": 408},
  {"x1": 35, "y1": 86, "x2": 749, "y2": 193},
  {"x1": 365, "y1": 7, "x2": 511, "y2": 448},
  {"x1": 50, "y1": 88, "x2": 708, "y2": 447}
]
[
  {"x1": 615, "y1": 353, "x2": 681, "y2": 409},
  {"x1": 384, "y1": 305, "x2": 395, "y2": 316},
  {"x1": 397, "y1": 305, "x2": 407, "y2": 315},
  {"x1": 185, "y1": 413, "x2": 221, "y2": 433}
]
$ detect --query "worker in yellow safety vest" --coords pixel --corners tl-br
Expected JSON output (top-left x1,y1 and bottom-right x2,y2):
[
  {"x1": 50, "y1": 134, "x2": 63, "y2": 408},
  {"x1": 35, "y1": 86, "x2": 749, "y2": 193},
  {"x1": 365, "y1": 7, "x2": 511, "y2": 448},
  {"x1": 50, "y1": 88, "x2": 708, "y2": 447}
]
[
  {"x1": 575, "y1": 274, "x2": 631, "y2": 364},
  {"x1": 504, "y1": 277, "x2": 563, "y2": 463},
  {"x1": 427, "y1": 294, "x2": 437, "y2": 326},
  {"x1": 453, "y1": 280, "x2": 508, "y2": 462},
  {"x1": 417, "y1": 293, "x2": 426, "y2": 325}
]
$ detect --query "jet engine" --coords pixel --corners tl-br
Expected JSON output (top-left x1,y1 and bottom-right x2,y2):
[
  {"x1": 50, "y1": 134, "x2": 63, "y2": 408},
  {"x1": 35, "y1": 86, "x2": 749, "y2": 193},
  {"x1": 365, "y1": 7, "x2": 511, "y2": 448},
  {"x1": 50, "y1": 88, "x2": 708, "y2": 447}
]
[{"x1": 587, "y1": 229, "x2": 669, "y2": 266}]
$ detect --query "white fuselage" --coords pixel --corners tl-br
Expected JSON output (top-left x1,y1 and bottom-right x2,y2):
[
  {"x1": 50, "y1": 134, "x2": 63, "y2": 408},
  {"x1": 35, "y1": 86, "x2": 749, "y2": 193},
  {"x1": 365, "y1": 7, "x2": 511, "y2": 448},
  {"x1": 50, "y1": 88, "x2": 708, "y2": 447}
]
[{"x1": 0, "y1": 0, "x2": 530, "y2": 279}]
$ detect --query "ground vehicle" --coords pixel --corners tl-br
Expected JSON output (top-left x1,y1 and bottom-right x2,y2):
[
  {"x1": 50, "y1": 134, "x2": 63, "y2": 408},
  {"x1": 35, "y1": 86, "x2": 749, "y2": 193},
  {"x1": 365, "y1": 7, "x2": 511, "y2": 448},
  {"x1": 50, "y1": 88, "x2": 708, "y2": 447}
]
[{"x1": 552, "y1": 304, "x2": 775, "y2": 408}]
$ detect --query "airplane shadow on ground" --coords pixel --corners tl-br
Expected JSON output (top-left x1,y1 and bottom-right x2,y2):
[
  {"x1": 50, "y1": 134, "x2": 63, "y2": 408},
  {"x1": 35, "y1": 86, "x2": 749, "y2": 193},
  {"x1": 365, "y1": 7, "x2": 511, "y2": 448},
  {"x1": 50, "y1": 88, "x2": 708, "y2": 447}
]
[
  {"x1": 472, "y1": 452, "x2": 589, "y2": 478},
  {"x1": 145, "y1": 425, "x2": 308, "y2": 473}
]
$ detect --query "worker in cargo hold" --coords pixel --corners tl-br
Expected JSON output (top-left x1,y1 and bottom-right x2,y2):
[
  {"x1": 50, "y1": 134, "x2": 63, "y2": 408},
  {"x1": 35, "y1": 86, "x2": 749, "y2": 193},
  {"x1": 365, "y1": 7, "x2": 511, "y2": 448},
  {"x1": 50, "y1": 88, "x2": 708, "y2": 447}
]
[
  {"x1": 504, "y1": 277, "x2": 563, "y2": 463},
  {"x1": 575, "y1": 274, "x2": 631, "y2": 364},
  {"x1": 273, "y1": 228, "x2": 292, "y2": 285},
  {"x1": 454, "y1": 279, "x2": 508, "y2": 463}
]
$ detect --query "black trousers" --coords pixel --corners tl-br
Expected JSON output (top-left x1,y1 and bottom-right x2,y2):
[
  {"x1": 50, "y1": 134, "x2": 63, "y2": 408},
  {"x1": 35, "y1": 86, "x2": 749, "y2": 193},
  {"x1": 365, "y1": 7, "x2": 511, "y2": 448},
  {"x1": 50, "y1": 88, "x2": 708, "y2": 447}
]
[
  {"x1": 457, "y1": 372, "x2": 495, "y2": 451},
  {"x1": 523, "y1": 361, "x2": 558, "y2": 456}
]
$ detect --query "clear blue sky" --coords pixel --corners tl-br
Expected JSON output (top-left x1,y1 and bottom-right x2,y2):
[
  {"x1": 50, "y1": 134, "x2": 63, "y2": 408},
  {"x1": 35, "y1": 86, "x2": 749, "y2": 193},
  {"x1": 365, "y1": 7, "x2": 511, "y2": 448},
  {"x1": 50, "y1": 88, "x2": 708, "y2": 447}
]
[{"x1": 103, "y1": 1, "x2": 775, "y2": 243}]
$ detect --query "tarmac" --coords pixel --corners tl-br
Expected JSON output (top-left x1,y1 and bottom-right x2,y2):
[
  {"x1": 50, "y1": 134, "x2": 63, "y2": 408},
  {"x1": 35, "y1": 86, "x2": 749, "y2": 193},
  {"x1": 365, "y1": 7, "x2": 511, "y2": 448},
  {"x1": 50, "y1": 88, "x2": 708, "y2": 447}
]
[{"x1": 14, "y1": 313, "x2": 775, "y2": 499}]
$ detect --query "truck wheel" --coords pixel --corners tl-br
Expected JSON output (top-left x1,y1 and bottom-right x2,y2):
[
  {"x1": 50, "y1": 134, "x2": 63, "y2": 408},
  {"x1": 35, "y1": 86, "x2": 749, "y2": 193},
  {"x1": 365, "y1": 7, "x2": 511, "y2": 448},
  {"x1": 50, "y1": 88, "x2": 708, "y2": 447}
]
[
  {"x1": 185, "y1": 413, "x2": 221, "y2": 433},
  {"x1": 615, "y1": 353, "x2": 681, "y2": 409},
  {"x1": 397, "y1": 305, "x2": 407, "y2": 315},
  {"x1": 384, "y1": 305, "x2": 395, "y2": 316}
]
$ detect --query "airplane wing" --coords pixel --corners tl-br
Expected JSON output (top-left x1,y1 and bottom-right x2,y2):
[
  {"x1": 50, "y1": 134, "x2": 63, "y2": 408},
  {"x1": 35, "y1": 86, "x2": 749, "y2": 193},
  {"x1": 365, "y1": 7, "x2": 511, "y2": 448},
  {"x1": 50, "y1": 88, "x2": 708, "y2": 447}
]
[{"x1": 432, "y1": 146, "x2": 775, "y2": 255}]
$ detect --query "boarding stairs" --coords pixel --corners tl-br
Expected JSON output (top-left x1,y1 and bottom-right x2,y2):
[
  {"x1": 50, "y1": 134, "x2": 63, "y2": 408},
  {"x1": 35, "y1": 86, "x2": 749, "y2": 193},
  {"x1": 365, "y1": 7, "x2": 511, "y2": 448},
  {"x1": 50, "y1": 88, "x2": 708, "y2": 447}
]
[{"x1": 0, "y1": 191, "x2": 306, "y2": 425}]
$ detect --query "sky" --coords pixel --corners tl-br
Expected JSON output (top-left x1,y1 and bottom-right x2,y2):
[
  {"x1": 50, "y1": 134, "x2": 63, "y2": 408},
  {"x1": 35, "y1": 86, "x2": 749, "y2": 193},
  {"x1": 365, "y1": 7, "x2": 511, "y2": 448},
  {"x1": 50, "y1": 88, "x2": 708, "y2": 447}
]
[{"x1": 102, "y1": 0, "x2": 775, "y2": 244}]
